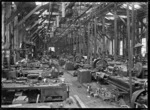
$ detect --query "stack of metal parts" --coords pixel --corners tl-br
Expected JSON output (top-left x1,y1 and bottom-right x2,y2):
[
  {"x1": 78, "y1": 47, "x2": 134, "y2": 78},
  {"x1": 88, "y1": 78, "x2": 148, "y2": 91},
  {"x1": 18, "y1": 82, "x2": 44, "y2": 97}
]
[{"x1": 87, "y1": 85, "x2": 117, "y2": 101}]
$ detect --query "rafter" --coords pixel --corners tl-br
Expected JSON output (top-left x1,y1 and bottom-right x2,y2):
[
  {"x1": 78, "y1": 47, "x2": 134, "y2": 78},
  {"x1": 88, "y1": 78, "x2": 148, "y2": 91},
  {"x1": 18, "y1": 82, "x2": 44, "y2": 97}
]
[
  {"x1": 28, "y1": 21, "x2": 39, "y2": 31},
  {"x1": 25, "y1": 8, "x2": 46, "y2": 27},
  {"x1": 29, "y1": 18, "x2": 47, "y2": 39},
  {"x1": 5, "y1": 2, "x2": 26, "y2": 25},
  {"x1": 14, "y1": 5, "x2": 42, "y2": 29}
]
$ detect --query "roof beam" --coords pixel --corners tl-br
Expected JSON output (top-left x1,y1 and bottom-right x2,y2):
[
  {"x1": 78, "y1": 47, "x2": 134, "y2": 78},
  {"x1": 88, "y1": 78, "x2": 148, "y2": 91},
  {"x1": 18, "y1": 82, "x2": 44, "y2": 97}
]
[
  {"x1": 31, "y1": 27, "x2": 45, "y2": 41},
  {"x1": 31, "y1": 34, "x2": 37, "y2": 41},
  {"x1": 25, "y1": 8, "x2": 46, "y2": 27},
  {"x1": 140, "y1": 19, "x2": 147, "y2": 28},
  {"x1": 109, "y1": 10, "x2": 127, "y2": 26},
  {"x1": 5, "y1": 9, "x2": 20, "y2": 25},
  {"x1": 29, "y1": 18, "x2": 47, "y2": 39},
  {"x1": 15, "y1": 5, "x2": 42, "y2": 28},
  {"x1": 29, "y1": 28, "x2": 41, "y2": 40},
  {"x1": 5, "y1": 3, "x2": 25, "y2": 25},
  {"x1": 56, "y1": 3, "x2": 94, "y2": 40},
  {"x1": 84, "y1": 3, "x2": 114, "y2": 25},
  {"x1": 32, "y1": 35, "x2": 38, "y2": 42},
  {"x1": 28, "y1": 21, "x2": 39, "y2": 31}
]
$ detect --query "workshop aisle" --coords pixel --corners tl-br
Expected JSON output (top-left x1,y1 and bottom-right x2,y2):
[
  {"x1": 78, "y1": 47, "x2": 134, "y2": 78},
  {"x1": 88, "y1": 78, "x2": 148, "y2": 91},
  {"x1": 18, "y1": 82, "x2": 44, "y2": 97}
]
[{"x1": 62, "y1": 69, "x2": 119, "y2": 108}]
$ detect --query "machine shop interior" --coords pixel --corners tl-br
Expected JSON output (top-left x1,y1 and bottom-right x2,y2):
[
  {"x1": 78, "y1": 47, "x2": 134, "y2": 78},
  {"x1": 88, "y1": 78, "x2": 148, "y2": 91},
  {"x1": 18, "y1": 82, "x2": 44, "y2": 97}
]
[{"x1": 1, "y1": 2, "x2": 148, "y2": 108}]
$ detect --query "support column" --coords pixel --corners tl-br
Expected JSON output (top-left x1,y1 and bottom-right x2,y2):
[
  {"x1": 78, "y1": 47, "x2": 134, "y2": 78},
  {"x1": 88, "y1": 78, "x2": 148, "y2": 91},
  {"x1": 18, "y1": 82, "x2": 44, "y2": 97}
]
[
  {"x1": 91, "y1": 20, "x2": 94, "y2": 56},
  {"x1": 2, "y1": 3, "x2": 5, "y2": 43},
  {"x1": 114, "y1": 3, "x2": 117, "y2": 61},
  {"x1": 87, "y1": 23, "x2": 90, "y2": 64},
  {"x1": 72, "y1": 31, "x2": 75, "y2": 54},
  {"x1": 124, "y1": 25, "x2": 127, "y2": 58},
  {"x1": 102, "y1": 17, "x2": 105, "y2": 53},
  {"x1": 146, "y1": 6, "x2": 148, "y2": 53},
  {"x1": 77, "y1": 31, "x2": 79, "y2": 53},
  {"x1": 75, "y1": 31, "x2": 77, "y2": 54},
  {"x1": 5, "y1": 3, "x2": 12, "y2": 68},
  {"x1": 71, "y1": 32, "x2": 73, "y2": 54},
  {"x1": 94, "y1": 17, "x2": 97, "y2": 58},
  {"x1": 131, "y1": 3, "x2": 135, "y2": 67},
  {"x1": 122, "y1": 24, "x2": 125, "y2": 57},
  {"x1": 127, "y1": 3, "x2": 132, "y2": 106},
  {"x1": 2, "y1": 3, "x2": 5, "y2": 66},
  {"x1": 78, "y1": 2, "x2": 82, "y2": 55},
  {"x1": 133, "y1": 10, "x2": 137, "y2": 55},
  {"x1": 117, "y1": 24, "x2": 120, "y2": 55}
]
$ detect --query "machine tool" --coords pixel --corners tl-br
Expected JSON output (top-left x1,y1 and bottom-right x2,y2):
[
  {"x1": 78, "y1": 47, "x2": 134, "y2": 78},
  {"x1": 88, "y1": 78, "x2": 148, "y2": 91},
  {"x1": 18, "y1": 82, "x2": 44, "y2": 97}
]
[{"x1": 91, "y1": 58, "x2": 148, "y2": 108}]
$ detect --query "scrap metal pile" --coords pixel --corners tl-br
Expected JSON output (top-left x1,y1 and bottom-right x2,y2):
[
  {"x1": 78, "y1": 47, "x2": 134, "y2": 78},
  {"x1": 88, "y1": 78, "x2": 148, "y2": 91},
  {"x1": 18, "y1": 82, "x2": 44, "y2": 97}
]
[{"x1": 2, "y1": 56, "x2": 69, "y2": 105}]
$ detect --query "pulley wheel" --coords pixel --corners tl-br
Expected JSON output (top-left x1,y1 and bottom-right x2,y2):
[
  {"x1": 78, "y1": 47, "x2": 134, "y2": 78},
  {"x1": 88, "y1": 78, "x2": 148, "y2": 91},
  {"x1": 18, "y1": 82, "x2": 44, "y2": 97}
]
[
  {"x1": 131, "y1": 89, "x2": 146, "y2": 108},
  {"x1": 93, "y1": 58, "x2": 108, "y2": 69}
]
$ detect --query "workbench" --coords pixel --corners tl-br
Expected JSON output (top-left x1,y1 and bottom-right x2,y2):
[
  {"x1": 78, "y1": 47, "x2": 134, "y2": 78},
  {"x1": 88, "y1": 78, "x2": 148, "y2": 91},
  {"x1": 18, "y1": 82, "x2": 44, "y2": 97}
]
[
  {"x1": 2, "y1": 81, "x2": 69, "y2": 103},
  {"x1": 1, "y1": 96, "x2": 80, "y2": 108}
]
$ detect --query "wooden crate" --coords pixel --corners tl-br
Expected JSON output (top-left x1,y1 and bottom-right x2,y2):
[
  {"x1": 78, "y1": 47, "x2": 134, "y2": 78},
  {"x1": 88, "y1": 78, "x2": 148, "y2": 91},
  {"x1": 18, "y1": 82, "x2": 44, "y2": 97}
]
[
  {"x1": 78, "y1": 69, "x2": 91, "y2": 84},
  {"x1": 65, "y1": 62, "x2": 74, "y2": 70}
]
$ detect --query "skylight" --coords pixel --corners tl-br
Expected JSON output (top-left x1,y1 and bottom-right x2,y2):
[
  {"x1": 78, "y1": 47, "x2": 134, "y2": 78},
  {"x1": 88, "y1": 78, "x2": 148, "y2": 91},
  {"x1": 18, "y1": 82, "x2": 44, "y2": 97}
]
[
  {"x1": 35, "y1": 2, "x2": 49, "y2": 6},
  {"x1": 106, "y1": 12, "x2": 113, "y2": 15},
  {"x1": 121, "y1": 3, "x2": 141, "y2": 10},
  {"x1": 105, "y1": 16, "x2": 114, "y2": 20},
  {"x1": 119, "y1": 15, "x2": 127, "y2": 18}
]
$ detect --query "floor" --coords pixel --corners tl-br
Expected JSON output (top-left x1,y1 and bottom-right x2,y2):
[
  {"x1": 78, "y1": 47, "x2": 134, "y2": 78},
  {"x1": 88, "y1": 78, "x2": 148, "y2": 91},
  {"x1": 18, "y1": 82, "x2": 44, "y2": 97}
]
[{"x1": 61, "y1": 68, "x2": 120, "y2": 108}]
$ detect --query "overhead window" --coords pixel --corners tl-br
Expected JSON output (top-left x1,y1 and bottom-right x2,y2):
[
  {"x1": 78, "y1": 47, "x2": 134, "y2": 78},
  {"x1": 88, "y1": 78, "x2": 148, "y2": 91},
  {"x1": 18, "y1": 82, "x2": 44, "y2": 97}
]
[
  {"x1": 120, "y1": 40, "x2": 123, "y2": 55},
  {"x1": 141, "y1": 38, "x2": 146, "y2": 57}
]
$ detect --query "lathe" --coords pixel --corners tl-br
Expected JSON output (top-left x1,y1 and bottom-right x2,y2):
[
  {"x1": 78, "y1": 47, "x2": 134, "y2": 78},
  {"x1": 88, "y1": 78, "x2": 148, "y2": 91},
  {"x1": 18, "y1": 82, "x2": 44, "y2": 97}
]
[{"x1": 91, "y1": 58, "x2": 148, "y2": 108}]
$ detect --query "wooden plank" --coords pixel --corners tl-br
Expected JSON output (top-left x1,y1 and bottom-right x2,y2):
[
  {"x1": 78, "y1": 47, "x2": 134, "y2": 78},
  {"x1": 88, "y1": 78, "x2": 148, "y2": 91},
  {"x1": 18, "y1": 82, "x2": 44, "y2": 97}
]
[
  {"x1": 74, "y1": 95, "x2": 87, "y2": 108},
  {"x1": 15, "y1": 5, "x2": 42, "y2": 28}
]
